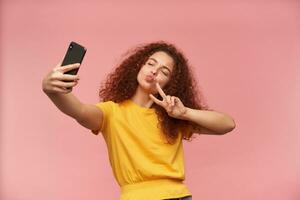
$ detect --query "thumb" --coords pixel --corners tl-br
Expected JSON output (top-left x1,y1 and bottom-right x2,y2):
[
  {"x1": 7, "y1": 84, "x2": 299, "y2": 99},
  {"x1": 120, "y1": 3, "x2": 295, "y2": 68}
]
[{"x1": 55, "y1": 61, "x2": 62, "y2": 67}]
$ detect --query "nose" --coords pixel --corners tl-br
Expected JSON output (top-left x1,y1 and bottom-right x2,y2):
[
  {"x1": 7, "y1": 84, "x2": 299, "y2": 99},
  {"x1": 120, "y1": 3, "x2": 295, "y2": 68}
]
[
  {"x1": 151, "y1": 69, "x2": 157, "y2": 76},
  {"x1": 151, "y1": 66, "x2": 160, "y2": 76}
]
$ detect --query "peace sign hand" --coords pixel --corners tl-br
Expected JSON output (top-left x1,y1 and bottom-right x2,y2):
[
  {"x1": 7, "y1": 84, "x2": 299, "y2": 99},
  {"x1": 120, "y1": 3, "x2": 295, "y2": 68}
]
[{"x1": 149, "y1": 82, "x2": 188, "y2": 120}]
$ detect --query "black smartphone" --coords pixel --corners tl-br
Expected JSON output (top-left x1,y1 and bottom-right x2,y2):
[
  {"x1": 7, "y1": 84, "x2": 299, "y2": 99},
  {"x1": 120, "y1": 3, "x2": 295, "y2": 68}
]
[{"x1": 61, "y1": 41, "x2": 87, "y2": 75}]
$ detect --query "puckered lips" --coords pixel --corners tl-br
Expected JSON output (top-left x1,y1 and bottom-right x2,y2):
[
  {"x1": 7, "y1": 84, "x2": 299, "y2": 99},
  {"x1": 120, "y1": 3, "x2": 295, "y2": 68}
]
[{"x1": 145, "y1": 75, "x2": 155, "y2": 83}]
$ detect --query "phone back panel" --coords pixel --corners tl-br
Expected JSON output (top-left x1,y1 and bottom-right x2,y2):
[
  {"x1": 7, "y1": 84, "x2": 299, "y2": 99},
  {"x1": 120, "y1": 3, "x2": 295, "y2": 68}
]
[{"x1": 61, "y1": 41, "x2": 87, "y2": 75}]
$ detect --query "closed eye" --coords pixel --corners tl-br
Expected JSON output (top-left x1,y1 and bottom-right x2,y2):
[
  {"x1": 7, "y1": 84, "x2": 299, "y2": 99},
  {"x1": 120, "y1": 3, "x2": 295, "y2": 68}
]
[
  {"x1": 147, "y1": 62, "x2": 169, "y2": 76},
  {"x1": 161, "y1": 70, "x2": 169, "y2": 76}
]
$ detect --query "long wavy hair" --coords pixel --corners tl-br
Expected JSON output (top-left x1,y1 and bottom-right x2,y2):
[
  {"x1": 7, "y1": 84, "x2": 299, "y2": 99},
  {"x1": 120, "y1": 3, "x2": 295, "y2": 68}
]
[{"x1": 97, "y1": 40, "x2": 211, "y2": 144}]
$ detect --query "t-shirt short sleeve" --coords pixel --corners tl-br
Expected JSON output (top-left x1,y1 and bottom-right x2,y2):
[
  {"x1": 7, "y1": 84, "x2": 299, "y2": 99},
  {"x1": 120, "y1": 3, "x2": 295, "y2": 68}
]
[{"x1": 91, "y1": 101, "x2": 114, "y2": 135}]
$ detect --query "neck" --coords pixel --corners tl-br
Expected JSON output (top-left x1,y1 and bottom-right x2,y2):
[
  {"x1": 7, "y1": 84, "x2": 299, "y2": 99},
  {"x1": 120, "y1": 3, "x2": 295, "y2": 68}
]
[{"x1": 131, "y1": 86, "x2": 154, "y2": 108}]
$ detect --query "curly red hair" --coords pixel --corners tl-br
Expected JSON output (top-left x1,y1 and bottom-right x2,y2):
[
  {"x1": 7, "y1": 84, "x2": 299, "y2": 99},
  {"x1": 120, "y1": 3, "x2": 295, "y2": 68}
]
[{"x1": 97, "y1": 40, "x2": 211, "y2": 144}]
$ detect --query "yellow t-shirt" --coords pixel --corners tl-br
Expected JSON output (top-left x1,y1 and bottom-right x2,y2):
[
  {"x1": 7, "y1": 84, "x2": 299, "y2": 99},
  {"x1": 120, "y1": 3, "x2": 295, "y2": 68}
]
[{"x1": 91, "y1": 99, "x2": 192, "y2": 200}]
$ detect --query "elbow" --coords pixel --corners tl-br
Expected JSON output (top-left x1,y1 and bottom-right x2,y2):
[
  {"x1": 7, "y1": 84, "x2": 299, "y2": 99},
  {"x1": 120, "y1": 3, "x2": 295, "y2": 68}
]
[
  {"x1": 226, "y1": 123, "x2": 236, "y2": 134},
  {"x1": 220, "y1": 117, "x2": 236, "y2": 135},
  {"x1": 228, "y1": 118, "x2": 236, "y2": 130}
]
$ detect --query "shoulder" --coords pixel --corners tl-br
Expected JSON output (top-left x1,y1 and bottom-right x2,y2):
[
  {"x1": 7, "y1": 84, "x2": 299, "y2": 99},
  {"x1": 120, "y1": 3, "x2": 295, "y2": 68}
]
[
  {"x1": 95, "y1": 100, "x2": 129, "y2": 111},
  {"x1": 94, "y1": 101, "x2": 118, "y2": 114},
  {"x1": 95, "y1": 100, "x2": 115, "y2": 106}
]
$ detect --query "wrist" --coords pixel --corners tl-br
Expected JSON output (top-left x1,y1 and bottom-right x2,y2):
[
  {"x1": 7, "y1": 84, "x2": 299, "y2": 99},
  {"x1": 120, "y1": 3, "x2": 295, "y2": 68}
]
[{"x1": 180, "y1": 107, "x2": 191, "y2": 120}]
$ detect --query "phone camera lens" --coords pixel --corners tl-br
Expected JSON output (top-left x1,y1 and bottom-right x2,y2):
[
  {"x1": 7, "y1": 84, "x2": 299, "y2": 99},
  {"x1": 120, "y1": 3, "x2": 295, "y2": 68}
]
[{"x1": 70, "y1": 44, "x2": 73, "y2": 49}]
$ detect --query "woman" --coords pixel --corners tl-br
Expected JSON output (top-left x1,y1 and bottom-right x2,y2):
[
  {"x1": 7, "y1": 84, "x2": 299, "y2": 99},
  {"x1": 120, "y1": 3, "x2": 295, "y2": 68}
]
[{"x1": 42, "y1": 41, "x2": 236, "y2": 200}]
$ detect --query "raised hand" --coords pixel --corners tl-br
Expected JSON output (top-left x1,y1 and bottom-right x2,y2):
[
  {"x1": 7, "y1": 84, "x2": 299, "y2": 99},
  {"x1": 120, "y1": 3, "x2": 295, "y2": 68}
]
[
  {"x1": 149, "y1": 82, "x2": 188, "y2": 119},
  {"x1": 42, "y1": 62, "x2": 81, "y2": 95}
]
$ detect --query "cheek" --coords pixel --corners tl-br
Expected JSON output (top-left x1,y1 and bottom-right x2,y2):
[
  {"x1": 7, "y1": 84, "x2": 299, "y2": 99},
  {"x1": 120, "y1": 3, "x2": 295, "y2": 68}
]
[
  {"x1": 138, "y1": 66, "x2": 147, "y2": 76},
  {"x1": 137, "y1": 67, "x2": 148, "y2": 84},
  {"x1": 156, "y1": 74, "x2": 170, "y2": 85},
  {"x1": 137, "y1": 71, "x2": 143, "y2": 83}
]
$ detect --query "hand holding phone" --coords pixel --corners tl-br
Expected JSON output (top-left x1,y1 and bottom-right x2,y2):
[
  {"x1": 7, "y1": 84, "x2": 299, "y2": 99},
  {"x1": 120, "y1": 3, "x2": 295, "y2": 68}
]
[
  {"x1": 61, "y1": 41, "x2": 87, "y2": 88},
  {"x1": 61, "y1": 41, "x2": 86, "y2": 74},
  {"x1": 42, "y1": 63, "x2": 80, "y2": 95}
]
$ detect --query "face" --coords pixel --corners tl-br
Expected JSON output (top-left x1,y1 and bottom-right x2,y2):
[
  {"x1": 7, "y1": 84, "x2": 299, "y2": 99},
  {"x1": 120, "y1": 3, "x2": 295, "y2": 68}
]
[{"x1": 137, "y1": 51, "x2": 174, "y2": 94}]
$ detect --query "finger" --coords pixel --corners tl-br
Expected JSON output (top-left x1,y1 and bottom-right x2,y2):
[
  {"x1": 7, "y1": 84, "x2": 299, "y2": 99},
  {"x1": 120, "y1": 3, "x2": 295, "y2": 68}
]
[
  {"x1": 52, "y1": 61, "x2": 63, "y2": 72},
  {"x1": 52, "y1": 86, "x2": 72, "y2": 94},
  {"x1": 175, "y1": 97, "x2": 182, "y2": 104},
  {"x1": 155, "y1": 82, "x2": 167, "y2": 99},
  {"x1": 56, "y1": 61, "x2": 63, "y2": 67},
  {"x1": 55, "y1": 73, "x2": 80, "y2": 81},
  {"x1": 167, "y1": 96, "x2": 174, "y2": 111},
  {"x1": 59, "y1": 63, "x2": 80, "y2": 74},
  {"x1": 149, "y1": 94, "x2": 164, "y2": 106},
  {"x1": 171, "y1": 96, "x2": 175, "y2": 107},
  {"x1": 174, "y1": 97, "x2": 184, "y2": 107},
  {"x1": 51, "y1": 80, "x2": 78, "y2": 88},
  {"x1": 166, "y1": 95, "x2": 172, "y2": 105}
]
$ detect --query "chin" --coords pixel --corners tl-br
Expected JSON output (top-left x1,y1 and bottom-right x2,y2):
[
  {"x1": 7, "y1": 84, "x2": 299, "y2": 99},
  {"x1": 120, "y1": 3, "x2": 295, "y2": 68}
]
[{"x1": 138, "y1": 81, "x2": 155, "y2": 93}]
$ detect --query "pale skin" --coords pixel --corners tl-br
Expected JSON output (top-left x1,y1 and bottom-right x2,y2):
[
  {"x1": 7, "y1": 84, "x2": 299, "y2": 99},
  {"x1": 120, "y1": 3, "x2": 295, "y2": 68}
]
[
  {"x1": 42, "y1": 51, "x2": 235, "y2": 135},
  {"x1": 131, "y1": 51, "x2": 236, "y2": 135}
]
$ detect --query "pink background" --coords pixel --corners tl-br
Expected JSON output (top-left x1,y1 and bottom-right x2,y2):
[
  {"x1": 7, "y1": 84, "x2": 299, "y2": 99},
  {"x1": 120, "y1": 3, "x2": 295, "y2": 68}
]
[{"x1": 1, "y1": 0, "x2": 300, "y2": 199}]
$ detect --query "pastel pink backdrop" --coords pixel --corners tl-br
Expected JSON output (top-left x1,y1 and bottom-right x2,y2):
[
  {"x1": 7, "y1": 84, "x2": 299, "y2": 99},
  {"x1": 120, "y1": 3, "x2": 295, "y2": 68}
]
[{"x1": 1, "y1": 0, "x2": 299, "y2": 200}]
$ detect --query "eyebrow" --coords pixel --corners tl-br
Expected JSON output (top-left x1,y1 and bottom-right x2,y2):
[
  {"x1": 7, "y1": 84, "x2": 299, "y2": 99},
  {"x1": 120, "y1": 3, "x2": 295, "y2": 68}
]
[{"x1": 148, "y1": 57, "x2": 172, "y2": 73}]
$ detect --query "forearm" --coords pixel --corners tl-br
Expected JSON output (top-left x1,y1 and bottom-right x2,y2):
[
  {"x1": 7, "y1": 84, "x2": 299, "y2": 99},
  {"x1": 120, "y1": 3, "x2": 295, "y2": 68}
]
[
  {"x1": 45, "y1": 92, "x2": 84, "y2": 121},
  {"x1": 181, "y1": 108, "x2": 236, "y2": 133}
]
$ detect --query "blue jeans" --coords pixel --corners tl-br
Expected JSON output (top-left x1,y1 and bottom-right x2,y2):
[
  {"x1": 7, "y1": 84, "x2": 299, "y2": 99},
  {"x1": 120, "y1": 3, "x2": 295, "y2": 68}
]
[{"x1": 164, "y1": 195, "x2": 192, "y2": 200}]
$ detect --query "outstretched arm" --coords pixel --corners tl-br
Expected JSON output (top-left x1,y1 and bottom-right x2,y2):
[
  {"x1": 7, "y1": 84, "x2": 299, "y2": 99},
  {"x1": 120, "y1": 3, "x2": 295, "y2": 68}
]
[
  {"x1": 181, "y1": 108, "x2": 235, "y2": 135},
  {"x1": 42, "y1": 62, "x2": 104, "y2": 133}
]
